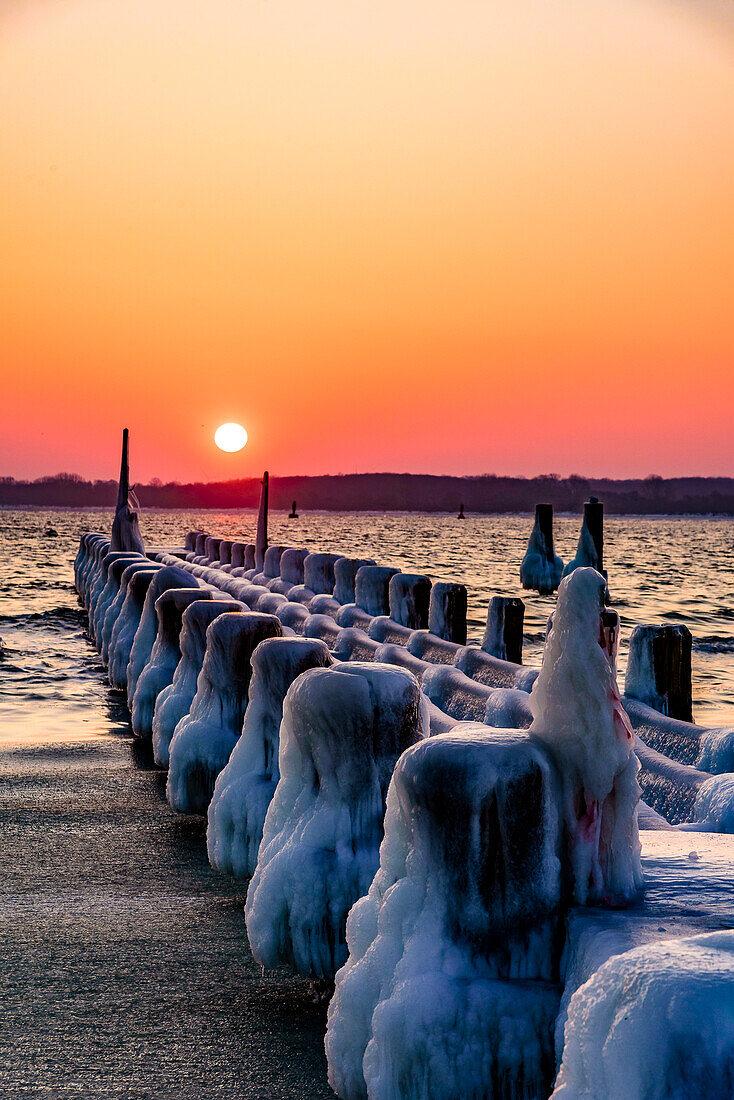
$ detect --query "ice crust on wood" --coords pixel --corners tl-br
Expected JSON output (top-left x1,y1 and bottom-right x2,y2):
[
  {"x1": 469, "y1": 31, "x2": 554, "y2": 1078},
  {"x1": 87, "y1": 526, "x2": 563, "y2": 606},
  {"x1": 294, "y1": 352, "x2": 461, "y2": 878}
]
[
  {"x1": 108, "y1": 568, "x2": 159, "y2": 689},
  {"x1": 551, "y1": 932, "x2": 734, "y2": 1100},
  {"x1": 520, "y1": 505, "x2": 564, "y2": 595},
  {"x1": 427, "y1": 581, "x2": 467, "y2": 645},
  {"x1": 355, "y1": 566, "x2": 400, "y2": 617},
  {"x1": 152, "y1": 600, "x2": 244, "y2": 767},
  {"x1": 90, "y1": 552, "x2": 143, "y2": 645},
  {"x1": 625, "y1": 624, "x2": 693, "y2": 722},
  {"x1": 167, "y1": 612, "x2": 283, "y2": 814},
  {"x1": 110, "y1": 430, "x2": 145, "y2": 554},
  {"x1": 387, "y1": 573, "x2": 431, "y2": 630},
  {"x1": 530, "y1": 567, "x2": 643, "y2": 904},
  {"x1": 481, "y1": 595, "x2": 524, "y2": 664},
  {"x1": 305, "y1": 552, "x2": 343, "y2": 595},
  {"x1": 332, "y1": 628, "x2": 380, "y2": 662},
  {"x1": 245, "y1": 662, "x2": 428, "y2": 979},
  {"x1": 130, "y1": 588, "x2": 211, "y2": 739},
  {"x1": 101, "y1": 561, "x2": 160, "y2": 664},
  {"x1": 325, "y1": 726, "x2": 562, "y2": 1100},
  {"x1": 125, "y1": 566, "x2": 198, "y2": 709},
  {"x1": 207, "y1": 636, "x2": 332, "y2": 878},
  {"x1": 334, "y1": 558, "x2": 376, "y2": 606}
]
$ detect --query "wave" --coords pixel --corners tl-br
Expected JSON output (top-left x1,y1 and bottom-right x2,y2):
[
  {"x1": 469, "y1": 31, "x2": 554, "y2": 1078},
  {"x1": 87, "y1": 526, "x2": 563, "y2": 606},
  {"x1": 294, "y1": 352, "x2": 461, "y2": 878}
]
[
  {"x1": 693, "y1": 636, "x2": 734, "y2": 654},
  {"x1": 0, "y1": 606, "x2": 83, "y2": 627}
]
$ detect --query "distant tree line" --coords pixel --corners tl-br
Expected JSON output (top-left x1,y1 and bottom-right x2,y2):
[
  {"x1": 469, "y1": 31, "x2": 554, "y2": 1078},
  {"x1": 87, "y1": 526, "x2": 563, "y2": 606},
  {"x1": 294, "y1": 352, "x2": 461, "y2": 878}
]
[{"x1": 3, "y1": 471, "x2": 734, "y2": 514}]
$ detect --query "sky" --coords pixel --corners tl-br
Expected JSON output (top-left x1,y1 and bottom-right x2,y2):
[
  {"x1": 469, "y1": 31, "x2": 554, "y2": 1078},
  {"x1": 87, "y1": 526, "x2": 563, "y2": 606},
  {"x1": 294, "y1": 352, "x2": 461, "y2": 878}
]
[{"x1": 1, "y1": 0, "x2": 732, "y2": 482}]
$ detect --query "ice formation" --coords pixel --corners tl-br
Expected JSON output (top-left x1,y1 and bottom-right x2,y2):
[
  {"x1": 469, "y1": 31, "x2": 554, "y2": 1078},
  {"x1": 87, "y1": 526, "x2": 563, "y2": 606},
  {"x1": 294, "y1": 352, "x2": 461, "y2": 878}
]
[
  {"x1": 309, "y1": 594, "x2": 341, "y2": 619},
  {"x1": 420, "y1": 664, "x2": 493, "y2": 722},
  {"x1": 204, "y1": 537, "x2": 221, "y2": 562},
  {"x1": 306, "y1": 552, "x2": 343, "y2": 595},
  {"x1": 520, "y1": 504, "x2": 564, "y2": 595},
  {"x1": 101, "y1": 561, "x2": 159, "y2": 664},
  {"x1": 335, "y1": 604, "x2": 374, "y2": 631},
  {"x1": 255, "y1": 592, "x2": 288, "y2": 616},
  {"x1": 245, "y1": 662, "x2": 428, "y2": 980},
  {"x1": 267, "y1": 547, "x2": 308, "y2": 594},
  {"x1": 167, "y1": 612, "x2": 283, "y2": 814},
  {"x1": 334, "y1": 558, "x2": 376, "y2": 606},
  {"x1": 530, "y1": 567, "x2": 643, "y2": 904},
  {"x1": 303, "y1": 614, "x2": 342, "y2": 648},
  {"x1": 325, "y1": 726, "x2": 562, "y2": 1100},
  {"x1": 355, "y1": 566, "x2": 399, "y2": 617},
  {"x1": 332, "y1": 628, "x2": 380, "y2": 662},
  {"x1": 453, "y1": 645, "x2": 519, "y2": 690},
  {"x1": 152, "y1": 599, "x2": 244, "y2": 767},
  {"x1": 695, "y1": 726, "x2": 734, "y2": 774},
  {"x1": 427, "y1": 581, "x2": 467, "y2": 644},
  {"x1": 207, "y1": 636, "x2": 332, "y2": 878},
  {"x1": 216, "y1": 540, "x2": 232, "y2": 566},
  {"x1": 625, "y1": 624, "x2": 693, "y2": 722},
  {"x1": 108, "y1": 568, "x2": 159, "y2": 689},
  {"x1": 484, "y1": 687, "x2": 533, "y2": 729},
  {"x1": 110, "y1": 429, "x2": 145, "y2": 554},
  {"x1": 481, "y1": 595, "x2": 524, "y2": 664},
  {"x1": 551, "y1": 932, "x2": 734, "y2": 1100},
  {"x1": 276, "y1": 602, "x2": 310, "y2": 634},
  {"x1": 80, "y1": 537, "x2": 110, "y2": 605},
  {"x1": 227, "y1": 542, "x2": 246, "y2": 570},
  {"x1": 562, "y1": 509, "x2": 601, "y2": 579},
  {"x1": 74, "y1": 532, "x2": 96, "y2": 593},
  {"x1": 253, "y1": 545, "x2": 286, "y2": 587},
  {"x1": 407, "y1": 630, "x2": 461, "y2": 666},
  {"x1": 130, "y1": 588, "x2": 211, "y2": 739},
  {"x1": 692, "y1": 772, "x2": 734, "y2": 832},
  {"x1": 387, "y1": 573, "x2": 431, "y2": 630},
  {"x1": 125, "y1": 566, "x2": 198, "y2": 709},
  {"x1": 367, "y1": 617, "x2": 413, "y2": 645},
  {"x1": 90, "y1": 552, "x2": 142, "y2": 644}
]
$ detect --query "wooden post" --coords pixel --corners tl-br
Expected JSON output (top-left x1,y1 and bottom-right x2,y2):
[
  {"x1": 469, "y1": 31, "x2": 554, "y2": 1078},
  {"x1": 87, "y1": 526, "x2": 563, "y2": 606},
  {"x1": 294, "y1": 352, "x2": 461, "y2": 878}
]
[
  {"x1": 388, "y1": 573, "x2": 431, "y2": 629},
  {"x1": 536, "y1": 503, "x2": 555, "y2": 562},
  {"x1": 117, "y1": 428, "x2": 130, "y2": 510},
  {"x1": 428, "y1": 582, "x2": 467, "y2": 645},
  {"x1": 625, "y1": 624, "x2": 693, "y2": 722},
  {"x1": 255, "y1": 471, "x2": 269, "y2": 570},
  {"x1": 584, "y1": 498, "x2": 604, "y2": 573},
  {"x1": 482, "y1": 596, "x2": 524, "y2": 664}
]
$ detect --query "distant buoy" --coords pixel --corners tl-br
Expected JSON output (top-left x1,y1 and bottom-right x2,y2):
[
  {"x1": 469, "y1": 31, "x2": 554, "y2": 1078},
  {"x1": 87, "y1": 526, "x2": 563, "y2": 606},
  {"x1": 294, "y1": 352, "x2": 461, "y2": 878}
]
[
  {"x1": 457, "y1": 502, "x2": 465, "y2": 520},
  {"x1": 288, "y1": 500, "x2": 299, "y2": 520}
]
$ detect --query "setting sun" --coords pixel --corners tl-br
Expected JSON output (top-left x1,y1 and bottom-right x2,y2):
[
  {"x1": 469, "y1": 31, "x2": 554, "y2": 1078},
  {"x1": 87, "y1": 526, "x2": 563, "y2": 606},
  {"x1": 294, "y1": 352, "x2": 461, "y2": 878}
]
[{"x1": 214, "y1": 422, "x2": 248, "y2": 453}]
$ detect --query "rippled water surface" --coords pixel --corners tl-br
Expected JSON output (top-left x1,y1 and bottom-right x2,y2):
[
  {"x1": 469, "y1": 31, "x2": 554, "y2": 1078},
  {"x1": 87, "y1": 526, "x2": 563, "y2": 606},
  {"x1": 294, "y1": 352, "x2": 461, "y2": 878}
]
[{"x1": 2, "y1": 507, "x2": 734, "y2": 727}]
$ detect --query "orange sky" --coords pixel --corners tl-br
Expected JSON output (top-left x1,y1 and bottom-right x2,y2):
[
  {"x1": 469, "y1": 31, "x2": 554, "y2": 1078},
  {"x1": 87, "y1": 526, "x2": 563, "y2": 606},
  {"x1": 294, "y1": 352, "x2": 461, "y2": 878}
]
[{"x1": 1, "y1": 0, "x2": 732, "y2": 482}]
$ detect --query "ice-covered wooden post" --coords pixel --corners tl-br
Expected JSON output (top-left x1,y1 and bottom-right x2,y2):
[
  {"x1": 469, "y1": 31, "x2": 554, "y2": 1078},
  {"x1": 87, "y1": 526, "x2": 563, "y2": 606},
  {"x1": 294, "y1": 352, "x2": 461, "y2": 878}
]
[
  {"x1": 167, "y1": 611, "x2": 283, "y2": 814},
  {"x1": 482, "y1": 596, "x2": 524, "y2": 664},
  {"x1": 355, "y1": 565, "x2": 399, "y2": 617},
  {"x1": 388, "y1": 573, "x2": 431, "y2": 629},
  {"x1": 255, "y1": 471, "x2": 269, "y2": 570},
  {"x1": 111, "y1": 428, "x2": 145, "y2": 554},
  {"x1": 204, "y1": 537, "x2": 221, "y2": 563},
  {"x1": 625, "y1": 624, "x2": 693, "y2": 722},
  {"x1": 325, "y1": 727, "x2": 562, "y2": 1100},
  {"x1": 520, "y1": 503, "x2": 564, "y2": 595},
  {"x1": 333, "y1": 557, "x2": 376, "y2": 605},
  {"x1": 428, "y1": 581, "x2": 467, "y2": 645}
]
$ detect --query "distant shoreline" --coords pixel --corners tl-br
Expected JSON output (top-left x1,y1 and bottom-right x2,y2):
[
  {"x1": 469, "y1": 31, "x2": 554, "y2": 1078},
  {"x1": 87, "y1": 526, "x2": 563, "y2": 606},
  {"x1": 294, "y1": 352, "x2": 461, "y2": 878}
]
[{"x1": 3, "y1": 472, "x2": 734, "y2": 515}]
